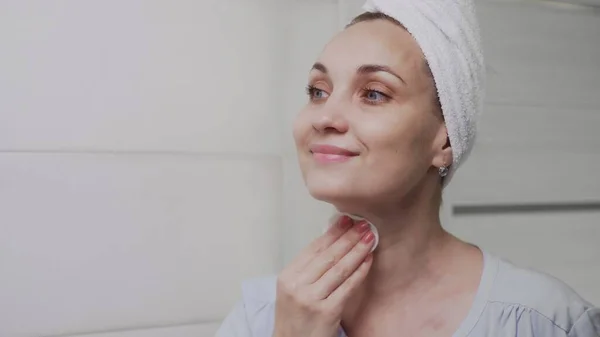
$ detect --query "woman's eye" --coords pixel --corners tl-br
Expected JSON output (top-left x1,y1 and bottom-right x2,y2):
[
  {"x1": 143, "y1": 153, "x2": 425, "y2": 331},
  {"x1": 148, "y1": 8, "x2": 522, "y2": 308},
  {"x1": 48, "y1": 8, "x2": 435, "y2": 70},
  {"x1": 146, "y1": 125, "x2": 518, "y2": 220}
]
[
  {"x1": 306, "y1": 85, "x2": 329, "y2": 101},
  {"x1": 363, "y1": 89, "x2": 390, "y2": 103},
  {"x1": 313, "y1": 89, "x2": 326, "y2": 99},
  {"x1": 363, "y1": 89, "x2": 390, "y2": 104}
]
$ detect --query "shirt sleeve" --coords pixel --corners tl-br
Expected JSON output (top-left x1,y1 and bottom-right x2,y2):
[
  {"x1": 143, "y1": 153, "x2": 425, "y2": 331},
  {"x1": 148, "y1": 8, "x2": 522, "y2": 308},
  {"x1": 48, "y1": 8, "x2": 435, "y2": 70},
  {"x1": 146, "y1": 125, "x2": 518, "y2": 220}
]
[
  {"x1": 215, "y1": 300, "x2": 253, "y2": 337},
  {"x1": 568, "y1": 307, "x2": 600, "y2": 337}
]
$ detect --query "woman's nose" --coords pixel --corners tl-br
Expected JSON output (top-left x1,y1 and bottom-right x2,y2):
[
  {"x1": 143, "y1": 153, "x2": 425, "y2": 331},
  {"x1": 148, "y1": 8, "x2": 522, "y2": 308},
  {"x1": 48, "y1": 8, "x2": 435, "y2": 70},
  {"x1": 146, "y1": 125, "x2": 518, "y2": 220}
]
[{"x1": 311, "y1": 105, "x2": 349, "y2": 134}]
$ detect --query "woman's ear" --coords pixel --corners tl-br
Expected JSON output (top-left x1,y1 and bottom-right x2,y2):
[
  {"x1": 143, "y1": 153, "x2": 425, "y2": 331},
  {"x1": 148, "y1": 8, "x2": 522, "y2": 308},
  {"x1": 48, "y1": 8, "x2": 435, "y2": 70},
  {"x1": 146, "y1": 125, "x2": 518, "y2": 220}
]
[{"x1": 432, "y1": 125, "x2": 453, "y2": 169}]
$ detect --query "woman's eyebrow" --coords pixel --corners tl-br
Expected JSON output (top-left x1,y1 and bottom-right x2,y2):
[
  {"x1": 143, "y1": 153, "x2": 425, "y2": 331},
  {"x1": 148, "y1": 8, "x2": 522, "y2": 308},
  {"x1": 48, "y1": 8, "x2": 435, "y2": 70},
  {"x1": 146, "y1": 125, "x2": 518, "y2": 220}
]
[
  {"x1": 310, "y1": 62, "x2": 406, "y2": 85},
  {"x1": 310, "y1": 62, "x2": 328, "y2": 74},
  {"x1": 357, "y1": 64, "x2": 406, "y2": 84}
]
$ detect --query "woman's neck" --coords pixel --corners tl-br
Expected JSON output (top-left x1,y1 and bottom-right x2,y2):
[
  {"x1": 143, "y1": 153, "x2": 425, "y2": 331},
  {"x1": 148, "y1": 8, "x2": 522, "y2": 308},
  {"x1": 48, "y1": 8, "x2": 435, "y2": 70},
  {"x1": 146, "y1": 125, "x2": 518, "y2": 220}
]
[
  {"x1": 341, "y1": 212, "x2": 475, "y2": 327},
  {"x1": 339, "y1": 179, "x2": 480, "y2": 322},
  {"x1": 360, "y1": 204, "x2": 452, "y2": 296}
]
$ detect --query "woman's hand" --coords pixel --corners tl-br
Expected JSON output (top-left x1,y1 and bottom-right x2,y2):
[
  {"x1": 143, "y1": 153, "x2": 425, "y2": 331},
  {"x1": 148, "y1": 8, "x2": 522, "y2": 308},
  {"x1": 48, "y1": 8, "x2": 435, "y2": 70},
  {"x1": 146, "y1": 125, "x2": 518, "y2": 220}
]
[{"x1": 272, "y1": 215, "x2": 376, "y2": 337}]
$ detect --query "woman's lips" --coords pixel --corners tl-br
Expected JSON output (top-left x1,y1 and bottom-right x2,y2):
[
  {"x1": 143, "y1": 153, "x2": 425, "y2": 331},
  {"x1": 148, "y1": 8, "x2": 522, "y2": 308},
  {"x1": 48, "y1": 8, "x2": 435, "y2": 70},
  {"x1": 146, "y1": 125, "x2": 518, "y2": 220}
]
[{"x1": 309, "y1": 144, "x2": 359, "y2": 163}]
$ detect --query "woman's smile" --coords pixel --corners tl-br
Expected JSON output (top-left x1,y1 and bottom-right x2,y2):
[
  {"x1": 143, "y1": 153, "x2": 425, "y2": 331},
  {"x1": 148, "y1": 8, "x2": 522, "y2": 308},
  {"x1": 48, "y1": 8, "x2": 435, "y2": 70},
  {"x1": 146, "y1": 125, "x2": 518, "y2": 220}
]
[{"x1": 310, "y1": 144, "x2": 360, "y2": 163}]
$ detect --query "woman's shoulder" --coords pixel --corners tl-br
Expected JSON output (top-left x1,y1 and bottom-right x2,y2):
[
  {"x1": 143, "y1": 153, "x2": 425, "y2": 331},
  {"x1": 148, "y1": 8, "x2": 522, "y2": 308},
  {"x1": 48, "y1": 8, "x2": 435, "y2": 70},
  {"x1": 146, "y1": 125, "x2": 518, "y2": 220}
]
[
  {"x1": 489, "y1": 256, "x2": 594, "y2": 313},
  {"x1": 215, "y1": 276, "x2": 277, "y2": 337},
  {"x1": 478, "y1": 254, "x2": 599, "y2": 336}
]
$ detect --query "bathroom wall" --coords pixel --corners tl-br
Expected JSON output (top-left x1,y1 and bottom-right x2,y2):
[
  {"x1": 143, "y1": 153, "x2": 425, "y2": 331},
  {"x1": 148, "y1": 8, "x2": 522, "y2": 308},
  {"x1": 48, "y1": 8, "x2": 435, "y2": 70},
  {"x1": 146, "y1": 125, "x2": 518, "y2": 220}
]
[{"x1": 0, "y1": 0, "x2": 299, "y2": 336}]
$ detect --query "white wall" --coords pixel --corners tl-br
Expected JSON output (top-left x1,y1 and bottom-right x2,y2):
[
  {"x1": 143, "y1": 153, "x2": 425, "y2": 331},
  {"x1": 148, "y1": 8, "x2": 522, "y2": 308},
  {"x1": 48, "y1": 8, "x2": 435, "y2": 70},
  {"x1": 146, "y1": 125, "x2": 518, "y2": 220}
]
[
  {"x1": 0, "y1": 1, "x2": 295, "y2": 336},
  {"x1": 1, "y1": 1, "x2": 599, "y2": 337}
]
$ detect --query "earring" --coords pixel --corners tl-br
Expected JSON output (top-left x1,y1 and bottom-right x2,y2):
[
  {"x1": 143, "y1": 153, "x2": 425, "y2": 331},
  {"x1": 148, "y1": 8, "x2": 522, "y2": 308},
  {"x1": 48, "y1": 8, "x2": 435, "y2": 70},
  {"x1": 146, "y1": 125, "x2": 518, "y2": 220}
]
[{"x1": 438, "y1": 166, "x2": 449, "y2": 177}]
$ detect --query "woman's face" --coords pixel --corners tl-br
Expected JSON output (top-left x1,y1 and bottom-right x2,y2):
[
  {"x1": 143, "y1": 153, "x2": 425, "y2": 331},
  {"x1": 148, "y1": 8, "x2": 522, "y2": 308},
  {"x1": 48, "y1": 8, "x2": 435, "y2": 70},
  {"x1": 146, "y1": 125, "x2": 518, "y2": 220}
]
[{"x1": 293, "y1": 19, "x2": 451, "y2": 211}]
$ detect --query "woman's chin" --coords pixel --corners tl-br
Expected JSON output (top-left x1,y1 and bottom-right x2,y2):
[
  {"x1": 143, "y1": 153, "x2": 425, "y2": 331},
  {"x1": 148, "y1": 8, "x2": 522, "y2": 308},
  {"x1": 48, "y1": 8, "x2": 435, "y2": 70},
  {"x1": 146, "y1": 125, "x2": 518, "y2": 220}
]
[{"x1": 306, "y1": 179, "x2": 364, "y2": 207}]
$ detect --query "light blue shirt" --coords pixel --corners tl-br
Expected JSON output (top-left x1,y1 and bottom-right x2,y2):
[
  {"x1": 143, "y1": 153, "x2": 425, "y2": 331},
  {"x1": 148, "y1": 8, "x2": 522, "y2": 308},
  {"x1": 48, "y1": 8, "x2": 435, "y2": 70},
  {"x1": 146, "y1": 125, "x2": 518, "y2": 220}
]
[{"x1": 216, "y1": 251, "x2": 600, "y2": 336}]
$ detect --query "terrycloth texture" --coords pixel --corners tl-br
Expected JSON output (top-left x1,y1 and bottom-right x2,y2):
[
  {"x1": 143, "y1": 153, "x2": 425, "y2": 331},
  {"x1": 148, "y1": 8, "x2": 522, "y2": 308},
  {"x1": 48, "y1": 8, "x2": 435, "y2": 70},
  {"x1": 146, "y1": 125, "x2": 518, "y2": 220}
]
[{"x1": 362, "y1": 0, "x2": 486, "y2": 187}]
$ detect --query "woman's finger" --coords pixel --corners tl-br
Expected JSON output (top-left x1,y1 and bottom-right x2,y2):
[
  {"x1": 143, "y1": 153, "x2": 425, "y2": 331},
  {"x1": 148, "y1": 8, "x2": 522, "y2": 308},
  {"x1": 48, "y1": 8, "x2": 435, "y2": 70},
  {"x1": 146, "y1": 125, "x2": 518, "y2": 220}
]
[
  {"x1": 312, "y1": 230, "x2": 375, "y2": 299},
  {"x1": 297, "y1": 221, "x2": 369, "y2": 285},
  {"x1": 287, "y1": 215, "x2": 353, "y2": 274},
  {"x1": 325, "y1": 252, "x2": 373, "y2": 305}
]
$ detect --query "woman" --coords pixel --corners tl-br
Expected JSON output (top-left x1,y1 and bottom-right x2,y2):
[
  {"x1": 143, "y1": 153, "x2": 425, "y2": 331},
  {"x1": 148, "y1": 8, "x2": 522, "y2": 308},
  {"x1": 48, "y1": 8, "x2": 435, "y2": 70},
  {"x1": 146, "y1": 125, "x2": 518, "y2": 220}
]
[{"x1": 217, "y1": 0, "x2": 600, "y2": 336}]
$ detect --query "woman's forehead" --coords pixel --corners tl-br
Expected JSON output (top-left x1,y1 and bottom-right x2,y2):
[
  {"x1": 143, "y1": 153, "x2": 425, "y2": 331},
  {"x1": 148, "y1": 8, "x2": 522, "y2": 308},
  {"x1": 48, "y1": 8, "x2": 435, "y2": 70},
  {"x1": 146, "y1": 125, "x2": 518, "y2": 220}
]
[{"x1": 316, "y1": 20, "x2": 425, "y2": 76}]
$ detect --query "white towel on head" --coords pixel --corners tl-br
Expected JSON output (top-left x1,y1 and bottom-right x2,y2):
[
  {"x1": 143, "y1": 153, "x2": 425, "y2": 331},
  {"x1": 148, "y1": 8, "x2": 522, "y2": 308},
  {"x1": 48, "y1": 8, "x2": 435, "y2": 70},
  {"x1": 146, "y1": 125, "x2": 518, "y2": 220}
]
[{"x1": 362, "y1": 0, "x2": 486, "y2": 187}]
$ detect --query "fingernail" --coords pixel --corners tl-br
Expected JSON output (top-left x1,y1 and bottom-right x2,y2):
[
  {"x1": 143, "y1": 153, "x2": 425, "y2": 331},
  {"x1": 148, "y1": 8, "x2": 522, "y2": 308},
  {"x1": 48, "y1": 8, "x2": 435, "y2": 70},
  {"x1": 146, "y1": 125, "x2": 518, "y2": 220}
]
[
  {"x1": 355, "y1": 221, "x2": 370, "y2": 234},
  {"x1": 338, "y1": 215, "x2": 352, "y2": 229},
  {"x1": 361, "y1": 231, "x2": 375, "y2": 244}
]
